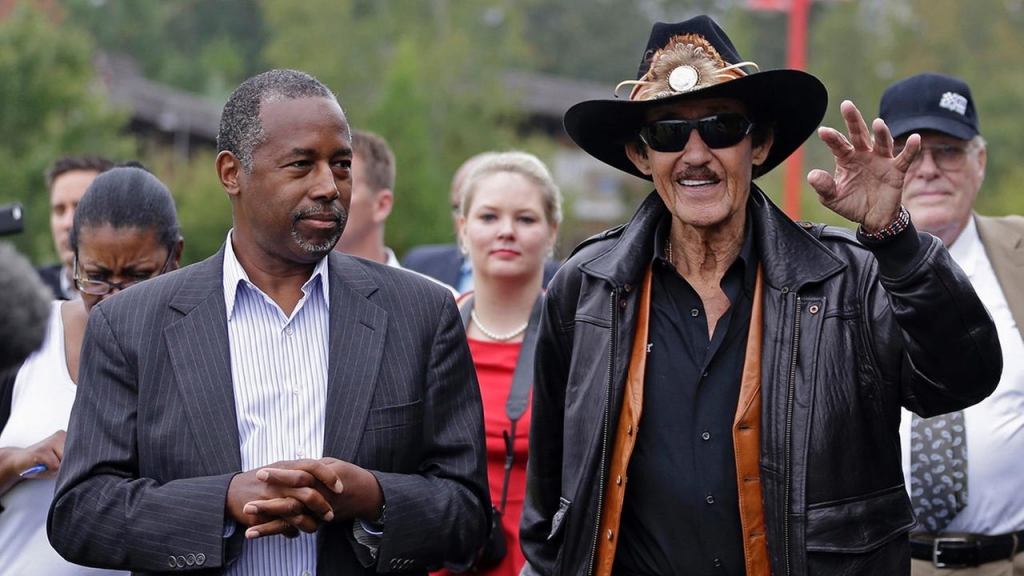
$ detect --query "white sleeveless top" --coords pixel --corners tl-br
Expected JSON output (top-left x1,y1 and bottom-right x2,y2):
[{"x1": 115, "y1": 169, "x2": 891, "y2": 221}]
[{"x1": 0, "y1": 301, "x2": 127, "y2": 575}]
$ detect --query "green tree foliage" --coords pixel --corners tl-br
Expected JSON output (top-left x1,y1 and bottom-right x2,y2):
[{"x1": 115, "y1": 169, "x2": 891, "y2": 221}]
[
  {"x1": 0, "y1": 4, "x2": 135, "y2": 262},
  {"x1": 60, "y1": 0, "x2": 267, "y2": 99}
]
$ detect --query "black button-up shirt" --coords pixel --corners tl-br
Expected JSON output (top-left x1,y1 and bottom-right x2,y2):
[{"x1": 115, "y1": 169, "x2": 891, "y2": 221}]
[{"x1": 615, "y1": 214, "x2": 758, "y2": 576}]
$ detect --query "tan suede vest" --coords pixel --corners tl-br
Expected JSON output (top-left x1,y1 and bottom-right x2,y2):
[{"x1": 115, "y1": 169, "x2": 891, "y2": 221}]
[{"x1": 594, "y1": 266, "x2": 768, "y2": 576}]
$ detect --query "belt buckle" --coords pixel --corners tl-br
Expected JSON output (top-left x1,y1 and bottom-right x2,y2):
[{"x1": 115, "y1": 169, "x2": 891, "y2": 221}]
[{"x1": 933, "y1": 536, "x2": 972, "y2": 569}]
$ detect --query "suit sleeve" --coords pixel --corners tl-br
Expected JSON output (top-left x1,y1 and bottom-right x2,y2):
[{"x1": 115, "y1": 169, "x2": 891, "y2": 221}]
[
  {"x1": 47, "y1": 305, "x2": 240, "y2": 572},
  {"x1": 369, "y1": 294, "x2": 491, "y2": 569},
  {"x1": 861, "y1": 225, "x2": 1003, "y2": 416}
]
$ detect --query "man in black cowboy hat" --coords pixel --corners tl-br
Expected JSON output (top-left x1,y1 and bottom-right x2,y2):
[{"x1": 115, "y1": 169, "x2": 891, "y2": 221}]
[{"x1": 520, "y1": 15, "x2": 1001, "y2": 576}]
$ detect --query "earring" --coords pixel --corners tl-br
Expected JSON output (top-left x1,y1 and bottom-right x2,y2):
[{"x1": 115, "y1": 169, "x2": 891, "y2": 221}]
[{"x1": 460, "y1": 243, "x2": 469, "y2": 256}]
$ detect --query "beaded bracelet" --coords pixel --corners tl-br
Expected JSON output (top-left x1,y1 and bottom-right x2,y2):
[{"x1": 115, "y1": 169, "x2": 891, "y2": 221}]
[{"x1": 858, "y1": 205, "x2": 911, "y2": 242}]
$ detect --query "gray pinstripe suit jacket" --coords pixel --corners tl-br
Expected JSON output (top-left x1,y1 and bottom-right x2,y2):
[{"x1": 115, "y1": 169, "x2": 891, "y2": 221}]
[{"x1": 48, "y1": 248, "x2": 490, "y2": 575}]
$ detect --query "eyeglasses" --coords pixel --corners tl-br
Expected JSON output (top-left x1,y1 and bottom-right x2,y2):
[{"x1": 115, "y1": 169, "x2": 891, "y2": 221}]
[
  {"x1": 73, "y1": 250, "x2": 174, "y2": 296},
  {"x1": 895, "y1": 143, "x2": 976, "y2": 172},
  {"x1": 639, "y1": 113, "x2": 755, "y2": 152}
]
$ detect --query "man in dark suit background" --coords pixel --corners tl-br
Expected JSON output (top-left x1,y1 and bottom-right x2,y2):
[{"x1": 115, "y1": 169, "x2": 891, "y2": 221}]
[
  {"x1": 401, "y1": 152, "x2": 560, "y2": 291},
  {"x1": 49, "y1": 69, "x2": 490, "y2": 575},
  {"x1": 35, "y1": 154, "x2": 113, "y2": 300}
]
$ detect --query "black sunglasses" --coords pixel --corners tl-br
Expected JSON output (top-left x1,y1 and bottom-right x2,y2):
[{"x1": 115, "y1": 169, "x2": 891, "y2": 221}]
[{"x1": 639, "y1": 113, "x2": 755, "y2": 152}]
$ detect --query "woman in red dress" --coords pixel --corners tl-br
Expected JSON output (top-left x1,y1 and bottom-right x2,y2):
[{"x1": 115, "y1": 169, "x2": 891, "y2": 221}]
[{"x1": 439, "y1": 151, "x2": 561, "y2": 575}]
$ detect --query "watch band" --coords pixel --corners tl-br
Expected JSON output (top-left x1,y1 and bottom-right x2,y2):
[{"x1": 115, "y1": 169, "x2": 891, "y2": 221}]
[{"x1": 858, "y1": 205, "x2": 911, "y2": 241}]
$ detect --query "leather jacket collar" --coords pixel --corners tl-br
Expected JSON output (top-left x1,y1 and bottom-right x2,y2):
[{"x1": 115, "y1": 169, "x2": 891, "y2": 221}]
[{"x1": 577, "y1": 185, "x2": 846, "y2": 292}]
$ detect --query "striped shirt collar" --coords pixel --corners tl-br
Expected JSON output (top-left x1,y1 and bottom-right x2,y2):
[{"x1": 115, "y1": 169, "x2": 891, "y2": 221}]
[{"x1": 222, "y1": 230, "x2": 331, "y2": 320}]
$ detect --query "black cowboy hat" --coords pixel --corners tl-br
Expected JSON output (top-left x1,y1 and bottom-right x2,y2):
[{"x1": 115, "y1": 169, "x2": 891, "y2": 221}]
[{"x1": 563, "y1": 15, "x2": 828, "y2": 180}]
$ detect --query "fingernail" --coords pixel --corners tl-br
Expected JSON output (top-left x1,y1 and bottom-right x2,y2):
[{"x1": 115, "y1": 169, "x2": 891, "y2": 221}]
[
  {"x1": 334, "y1": 480, "x2": 343, "y2": 493},
  {"x1": 256, "y1": 470, "x2": 269, "y2": 481},
  {"x1": 245, "y1": 528, "x2": 259, "y2": 539},
  {"x1": 324, "y1": 511, "x2": 335, "y2": 522},
  {"x1": 244, "y1": 504, "x2": 257, "y2": 515}
]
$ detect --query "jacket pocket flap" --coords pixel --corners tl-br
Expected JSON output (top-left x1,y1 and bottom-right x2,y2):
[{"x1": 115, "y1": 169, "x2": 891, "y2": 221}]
[
  {"x1": 548, "y1": 497, "x2": 571, "y2": 541},
  {"x1": 365, "y1": 399, "x2": 423, "y2": 431},
  {"x1": 806, "y1": 485, "x2": 915, "y2": 553}
]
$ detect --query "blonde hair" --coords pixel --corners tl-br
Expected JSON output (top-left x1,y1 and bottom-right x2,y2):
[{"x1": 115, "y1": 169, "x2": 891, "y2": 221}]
[{"x1": 459, "y1": 151, "x2": 563, "y2": 226}]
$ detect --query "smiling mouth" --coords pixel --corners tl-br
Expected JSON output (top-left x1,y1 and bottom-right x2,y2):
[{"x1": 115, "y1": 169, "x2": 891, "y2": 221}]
[{"x1": 677, "y1": 178, "x2": 718, "y2": 187}]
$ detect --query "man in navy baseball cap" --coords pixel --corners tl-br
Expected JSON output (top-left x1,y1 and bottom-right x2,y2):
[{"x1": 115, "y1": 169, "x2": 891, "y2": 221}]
[
  {"x1": 882, "y1": 72, "x2": 1024, "y2": 576},
  {"x1": 879, "y1": 72, "x2": 984, "y2": 247}
]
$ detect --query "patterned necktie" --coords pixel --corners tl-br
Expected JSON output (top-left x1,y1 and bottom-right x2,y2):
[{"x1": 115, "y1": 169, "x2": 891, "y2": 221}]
[{"x1": 909, "y1": 411, "x2": 968, "y2": 533}]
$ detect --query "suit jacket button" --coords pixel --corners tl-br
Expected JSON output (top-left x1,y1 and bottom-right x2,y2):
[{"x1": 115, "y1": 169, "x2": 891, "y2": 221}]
[
  {"x1": 390, "y1": 559, "x2": 399, "y2": 570},
  {"x1": 176, "y1": 555, "x2": 186, "y2": 568},
  {"x1": 167, "y1": 556, "x2": 177, "y2": 568},
  {"x1": 195, "y1": 553, "x2": 206, "y2": 566},
  {"x1": 185, "y1": 554, "x2": 196, "y2": 566}
]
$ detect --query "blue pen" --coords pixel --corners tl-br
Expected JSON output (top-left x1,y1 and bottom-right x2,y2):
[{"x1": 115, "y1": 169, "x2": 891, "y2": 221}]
[{"x1": 18, "y1": 464, "x2": 48, "y2": 477}]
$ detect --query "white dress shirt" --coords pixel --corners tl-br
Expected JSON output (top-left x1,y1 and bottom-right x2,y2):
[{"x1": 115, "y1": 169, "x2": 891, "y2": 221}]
[
  {"x1": 223, "y1": 235, "x2": 330, "y2": 576},
  {"x1": 901, "y1": 217, "x2": 1024, "y2": 535}
]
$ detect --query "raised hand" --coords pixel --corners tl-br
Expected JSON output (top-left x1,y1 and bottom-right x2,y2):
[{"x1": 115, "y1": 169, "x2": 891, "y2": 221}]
[{"x1": 807, "y1": 100, "x2": 922, "y2": 233}]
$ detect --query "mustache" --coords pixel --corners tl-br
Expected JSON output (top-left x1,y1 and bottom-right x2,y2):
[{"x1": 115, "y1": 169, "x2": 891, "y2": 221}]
[
  {"x1": 676, "y1": 168, "x2": 720, "y2": 181},
  {"x1": 293, "y1": 204, "x2": 345, "y2": 221}
]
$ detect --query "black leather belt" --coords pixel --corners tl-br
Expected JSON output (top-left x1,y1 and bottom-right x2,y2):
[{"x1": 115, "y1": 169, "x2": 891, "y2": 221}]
[{"x1": 910, "y1": 531, "x2": 1024, "y2": 568}]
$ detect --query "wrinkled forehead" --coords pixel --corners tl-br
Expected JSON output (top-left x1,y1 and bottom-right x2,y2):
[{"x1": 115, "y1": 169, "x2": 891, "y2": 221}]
[{"x1": 645, "y1": 96, "x2": 749, "y2": 123}]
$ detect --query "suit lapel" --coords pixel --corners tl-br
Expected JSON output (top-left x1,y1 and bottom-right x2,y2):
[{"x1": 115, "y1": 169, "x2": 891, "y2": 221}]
[
  {"x1": 323, "y1": 252, "x2": 387, "y2": 462},
  {"x1": 165, "y1": 250, "x2": 242, "y2": 476},
  {"x1": 976, "y1": 215, "x2": 1024, "y2": 342}
]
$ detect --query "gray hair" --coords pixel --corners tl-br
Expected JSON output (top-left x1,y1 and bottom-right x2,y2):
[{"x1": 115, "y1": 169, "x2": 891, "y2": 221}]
[
  {"x1": 217, "y1": 69, "x2": 338, "y2": 173},
  {"x1": 459, "y1": 151, "x2": 563, "y2": 226}
]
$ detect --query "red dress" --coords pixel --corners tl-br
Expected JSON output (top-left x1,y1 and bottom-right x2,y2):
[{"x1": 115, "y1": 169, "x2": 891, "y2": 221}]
[{"x1": 434, "y1": 337, "x2": 531, "y2": 576}]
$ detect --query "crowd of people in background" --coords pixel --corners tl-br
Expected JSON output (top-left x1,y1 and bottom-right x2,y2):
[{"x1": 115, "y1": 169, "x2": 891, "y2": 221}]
[{"x1": 0, "y1": 12, "x2": 1020, "y2": 576}]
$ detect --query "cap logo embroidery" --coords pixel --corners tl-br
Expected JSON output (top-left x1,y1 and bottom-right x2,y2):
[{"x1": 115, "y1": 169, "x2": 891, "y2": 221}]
[{"x1": 939, "y1": 92, "x2": 968, "y2": 115}]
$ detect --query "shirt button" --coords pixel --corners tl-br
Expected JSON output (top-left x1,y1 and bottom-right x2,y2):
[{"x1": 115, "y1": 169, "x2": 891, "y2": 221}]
[
  {"x1": 691, "y1": 308, "x2": 700, "y2": 317},
  {"x1": 706, "y1": 494, "x2": 715, "y2": 505},
  {"x1": 285, "y1": 326, "x2": 294, "y2": 335},
  {"x1": 702, "y1": 431, "x2": 711, "y2": 441},
  {"x1": 303, "y1": 572, "x2": 312, "y2": 576},
  {"x1": 292, "y1": 387, "x2": 301, "y2": 396},
  {"x1": 297, "y1": 448, "x2": 305, "y2": 457},
  {"x1": 713, "y1": 558, "x2": 723, "y2": 568}
]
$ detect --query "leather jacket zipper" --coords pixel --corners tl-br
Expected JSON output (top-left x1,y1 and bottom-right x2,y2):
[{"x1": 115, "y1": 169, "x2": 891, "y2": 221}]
[
  {"x1": 587, "y1": 289, "x2": 619, "y2": 576},
  {"x1": 784, "y1": 293, "x2": 801, "y2": 576}
]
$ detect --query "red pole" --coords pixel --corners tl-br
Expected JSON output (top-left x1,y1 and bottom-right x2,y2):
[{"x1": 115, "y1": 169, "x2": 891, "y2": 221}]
[{"x1": 783, "y1": 0, "x2": 810, "y2": 219}]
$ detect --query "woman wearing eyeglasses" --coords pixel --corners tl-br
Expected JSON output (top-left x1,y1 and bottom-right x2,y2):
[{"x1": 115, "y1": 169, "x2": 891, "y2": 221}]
[
  {"x1": 0, "y1": 165, "x2": 182, "y2": 574},
  {"x1": 433, "y1": 151, "x2": 561, "y2": 575}
]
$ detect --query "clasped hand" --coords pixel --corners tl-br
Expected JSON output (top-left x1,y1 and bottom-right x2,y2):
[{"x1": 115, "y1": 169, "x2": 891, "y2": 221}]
[
  {"x1": 807, "y1": 100, "x2": 923, "y2": 233},
  {"x1": 226, "y1": 457, "x2": 384, "y2": 540}
]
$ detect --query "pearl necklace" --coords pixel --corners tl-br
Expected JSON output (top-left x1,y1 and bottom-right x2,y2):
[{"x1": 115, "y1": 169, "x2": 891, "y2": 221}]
[{"x1": 470, "y1": 310, "x2": 529, "y2": 342}]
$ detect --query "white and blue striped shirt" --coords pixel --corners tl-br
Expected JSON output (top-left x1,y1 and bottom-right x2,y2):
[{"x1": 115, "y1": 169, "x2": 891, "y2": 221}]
[{"x1": 223, "y1": 234, "x2": 329, "y2": 576}]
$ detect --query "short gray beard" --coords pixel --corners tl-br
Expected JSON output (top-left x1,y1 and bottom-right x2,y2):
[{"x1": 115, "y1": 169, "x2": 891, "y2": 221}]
[{"x1": 292, "y1": 227, "x2": 342, "y2": 254}]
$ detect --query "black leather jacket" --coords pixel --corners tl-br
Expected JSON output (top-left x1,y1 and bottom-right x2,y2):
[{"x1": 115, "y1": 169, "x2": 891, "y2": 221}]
[{"x1": 520, "y1": 188, "x2": 1002, "y2": 576}]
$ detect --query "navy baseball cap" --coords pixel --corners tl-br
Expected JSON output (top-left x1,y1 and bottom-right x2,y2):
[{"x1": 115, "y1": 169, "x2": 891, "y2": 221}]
[{"x1": 879, "y1": 72, "x2": 979, "y2": 140}]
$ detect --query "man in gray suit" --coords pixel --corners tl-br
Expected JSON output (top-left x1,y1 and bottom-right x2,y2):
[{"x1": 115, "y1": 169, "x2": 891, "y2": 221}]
[
  {"x1": 49, "y1": 69, "x2": 490, "y2": 574},
  {"x1": 880, "y1": 72, "x2": 1024, "y2": 574}
]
